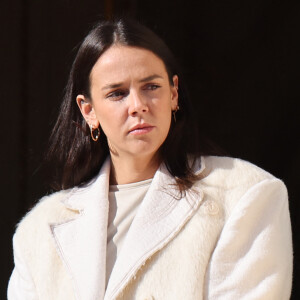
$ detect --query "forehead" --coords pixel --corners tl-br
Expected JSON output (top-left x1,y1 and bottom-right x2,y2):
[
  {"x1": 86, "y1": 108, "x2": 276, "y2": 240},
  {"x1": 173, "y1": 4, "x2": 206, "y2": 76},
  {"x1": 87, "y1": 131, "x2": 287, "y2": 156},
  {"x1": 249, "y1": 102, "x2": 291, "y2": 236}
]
[{"x1": 89, "y1": 45, "x2": 168, "y2": 85}]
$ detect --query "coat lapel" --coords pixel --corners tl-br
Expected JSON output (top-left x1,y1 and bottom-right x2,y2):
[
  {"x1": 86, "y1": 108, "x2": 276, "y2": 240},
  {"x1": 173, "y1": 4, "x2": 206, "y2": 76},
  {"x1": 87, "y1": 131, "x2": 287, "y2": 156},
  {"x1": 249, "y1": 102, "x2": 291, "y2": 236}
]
[
  {"x1": 105, "y1": 159, "x2": 205, "y2": 300},
  {"x1": 50, "y1": 157, "x2": 205, "y2": 300},
  {"x1": 51, "y1": 159, "x2": 111, "y2": 300}
]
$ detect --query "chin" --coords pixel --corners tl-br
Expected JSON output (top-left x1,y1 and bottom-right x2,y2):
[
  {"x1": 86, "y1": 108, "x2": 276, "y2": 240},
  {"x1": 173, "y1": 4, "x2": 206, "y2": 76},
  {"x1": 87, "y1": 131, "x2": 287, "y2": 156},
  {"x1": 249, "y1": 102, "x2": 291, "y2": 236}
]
[{"x1": 128, "y1": 145, "x2": 161, "y2": 160}]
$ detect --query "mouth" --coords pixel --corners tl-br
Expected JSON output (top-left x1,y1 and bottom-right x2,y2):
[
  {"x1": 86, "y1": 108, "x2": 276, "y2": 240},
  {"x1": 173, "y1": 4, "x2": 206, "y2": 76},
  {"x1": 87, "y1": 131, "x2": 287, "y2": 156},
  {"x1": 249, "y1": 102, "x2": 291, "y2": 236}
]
[{"x1": 128, "y1": 123, "x2": 155, "y2": 135}]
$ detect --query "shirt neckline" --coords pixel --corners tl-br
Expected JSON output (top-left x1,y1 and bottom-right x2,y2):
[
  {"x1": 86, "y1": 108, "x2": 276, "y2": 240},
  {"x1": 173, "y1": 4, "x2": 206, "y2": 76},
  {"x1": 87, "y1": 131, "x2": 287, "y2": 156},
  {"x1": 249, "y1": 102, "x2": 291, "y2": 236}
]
[{"x1": 109, "y1": 178, "x2": 153, "y2": 192}]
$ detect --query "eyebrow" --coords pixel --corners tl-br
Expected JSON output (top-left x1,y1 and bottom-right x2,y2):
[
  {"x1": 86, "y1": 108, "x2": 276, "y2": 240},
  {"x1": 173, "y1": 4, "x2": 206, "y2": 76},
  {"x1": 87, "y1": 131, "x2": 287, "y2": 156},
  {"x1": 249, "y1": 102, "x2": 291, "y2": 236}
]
[
  {"x1": 101, "y1": 83, "x2": 123, "y2": 90},
  {"x1": 139, "y1": 74, "x2": 163, "y2": 82},
  {"x1": 101, "y1": 74, "x2": 163, "y2": 90}
]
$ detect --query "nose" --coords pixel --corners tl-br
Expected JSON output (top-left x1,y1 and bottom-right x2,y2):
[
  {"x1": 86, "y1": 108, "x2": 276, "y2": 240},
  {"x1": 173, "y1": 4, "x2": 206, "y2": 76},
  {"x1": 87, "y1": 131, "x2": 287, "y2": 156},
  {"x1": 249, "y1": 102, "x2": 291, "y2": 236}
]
[{"x1": 128, "y1": 91, "x2": 149, "y2": 116}]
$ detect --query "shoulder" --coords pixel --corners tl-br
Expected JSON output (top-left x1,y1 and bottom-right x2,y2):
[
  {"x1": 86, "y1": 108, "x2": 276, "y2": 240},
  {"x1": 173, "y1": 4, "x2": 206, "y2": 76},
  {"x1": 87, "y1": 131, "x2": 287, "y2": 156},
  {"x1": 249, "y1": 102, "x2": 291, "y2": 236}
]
[
  {"x1": 201, "y1": 155, "x2": 275, "y2": 184},
  {"x1": 194, "y1": 156, "x2": 287, "y2": 217},
  {"x1": 14, "y1": 189, "x2": 77, "y2": 246},
  {"x1": 198, "y1": 155, "x2": 286, "y2": 192}
]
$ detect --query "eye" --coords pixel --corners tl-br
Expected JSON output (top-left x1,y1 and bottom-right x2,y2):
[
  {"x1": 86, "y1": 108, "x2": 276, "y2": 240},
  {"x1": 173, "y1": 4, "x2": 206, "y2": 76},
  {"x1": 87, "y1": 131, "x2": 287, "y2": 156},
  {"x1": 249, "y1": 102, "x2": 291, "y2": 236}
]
[
  {"x1": 106, "y1": 90, "x2": 127, "y2": 101},
  {"x1": 145, "y1": 84, "x2": 161, "y2": 91}
]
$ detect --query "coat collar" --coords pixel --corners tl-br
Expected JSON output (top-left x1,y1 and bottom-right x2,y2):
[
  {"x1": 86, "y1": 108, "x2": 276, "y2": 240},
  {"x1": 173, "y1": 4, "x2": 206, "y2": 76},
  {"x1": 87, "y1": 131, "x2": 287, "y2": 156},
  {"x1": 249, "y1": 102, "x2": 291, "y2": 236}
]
[
  {"x1": 51, "y1": 157, "x2": 205, "y2": 300},
  {"x1": 51, "y1": 159, "x2": 111, "y2": 300}
]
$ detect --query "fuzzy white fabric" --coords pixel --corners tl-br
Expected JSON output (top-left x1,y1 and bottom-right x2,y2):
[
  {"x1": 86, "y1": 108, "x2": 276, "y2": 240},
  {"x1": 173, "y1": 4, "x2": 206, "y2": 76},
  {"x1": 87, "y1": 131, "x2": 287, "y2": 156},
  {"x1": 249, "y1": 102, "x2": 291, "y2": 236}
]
[{"x1": 7, "y1": 156, "x2": 293, "y2": 300}]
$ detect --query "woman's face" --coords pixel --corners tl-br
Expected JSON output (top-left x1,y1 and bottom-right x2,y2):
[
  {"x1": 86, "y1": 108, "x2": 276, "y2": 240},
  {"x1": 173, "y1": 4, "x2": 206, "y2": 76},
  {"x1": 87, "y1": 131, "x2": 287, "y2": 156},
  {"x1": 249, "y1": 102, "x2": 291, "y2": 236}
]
[{"x1": 77, "y1": 45, "x2": 178, "y2": 162}]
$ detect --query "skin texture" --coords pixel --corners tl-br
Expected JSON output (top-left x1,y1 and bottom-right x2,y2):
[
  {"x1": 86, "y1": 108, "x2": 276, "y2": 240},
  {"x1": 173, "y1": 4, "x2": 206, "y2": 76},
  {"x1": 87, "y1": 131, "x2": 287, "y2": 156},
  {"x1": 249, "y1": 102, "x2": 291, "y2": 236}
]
[{"x1": 77, "y1": 45, "x2": 178, "y2": 184}]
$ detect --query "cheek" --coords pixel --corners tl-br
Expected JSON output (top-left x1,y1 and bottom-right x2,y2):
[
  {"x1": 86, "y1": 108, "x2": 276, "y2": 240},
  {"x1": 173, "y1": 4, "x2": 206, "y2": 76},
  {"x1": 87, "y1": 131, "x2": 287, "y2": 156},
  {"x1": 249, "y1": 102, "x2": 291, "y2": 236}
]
[
  {"x1": 95, "y1": 103, "x2": 122, "y2": 122},
  {"x1": 95, "y1": 106, "x2": 127, "y2": 135},
  {"x1": 160, "y1": 110, "x2": 172, "y2": 135}
]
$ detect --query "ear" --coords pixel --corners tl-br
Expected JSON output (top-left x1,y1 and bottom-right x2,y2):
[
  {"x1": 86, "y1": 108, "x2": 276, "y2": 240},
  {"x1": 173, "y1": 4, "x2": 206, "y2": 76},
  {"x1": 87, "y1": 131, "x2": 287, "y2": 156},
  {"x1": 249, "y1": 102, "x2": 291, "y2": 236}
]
[
  {"x1": 170, "y1": 75, "x2": 179, "y2": 110},
  {"x1": 76, "y1": 95, "x2": 99, "y2": 127}
]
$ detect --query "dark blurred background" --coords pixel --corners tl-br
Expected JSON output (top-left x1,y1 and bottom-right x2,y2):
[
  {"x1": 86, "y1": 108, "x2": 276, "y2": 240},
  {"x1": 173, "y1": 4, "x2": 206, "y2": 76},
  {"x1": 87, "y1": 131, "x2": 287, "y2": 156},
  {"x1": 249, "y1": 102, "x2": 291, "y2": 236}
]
[{"x1": 1, "y1": 0, "x2": 299, "y2": 298}]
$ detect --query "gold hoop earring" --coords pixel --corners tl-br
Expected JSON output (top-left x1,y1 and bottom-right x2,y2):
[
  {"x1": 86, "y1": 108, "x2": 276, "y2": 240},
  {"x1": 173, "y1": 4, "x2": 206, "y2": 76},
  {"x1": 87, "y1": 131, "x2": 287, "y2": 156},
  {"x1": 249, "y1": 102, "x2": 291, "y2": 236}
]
[
  {"x1": 90, "y1": 124, "x2": 100, "y2": 141},
  {"x1": 172, "y1": 105, "x2": 180, "y2": 123}
]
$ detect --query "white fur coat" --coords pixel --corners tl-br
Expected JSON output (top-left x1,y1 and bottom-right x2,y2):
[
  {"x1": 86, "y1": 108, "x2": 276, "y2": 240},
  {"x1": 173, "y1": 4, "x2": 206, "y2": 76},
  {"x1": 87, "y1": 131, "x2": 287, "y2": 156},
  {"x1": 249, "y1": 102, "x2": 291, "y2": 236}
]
[{"x1": 8, "y1": 156, "x2": 293, "y2": 299}]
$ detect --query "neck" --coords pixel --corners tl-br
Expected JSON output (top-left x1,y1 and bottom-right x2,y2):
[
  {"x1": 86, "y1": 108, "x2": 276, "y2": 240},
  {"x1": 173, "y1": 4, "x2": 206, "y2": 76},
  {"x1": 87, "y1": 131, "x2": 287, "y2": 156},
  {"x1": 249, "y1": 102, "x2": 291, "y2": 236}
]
[{"x1": 109, "y1": 153, "x2": 161, "y2": 185}]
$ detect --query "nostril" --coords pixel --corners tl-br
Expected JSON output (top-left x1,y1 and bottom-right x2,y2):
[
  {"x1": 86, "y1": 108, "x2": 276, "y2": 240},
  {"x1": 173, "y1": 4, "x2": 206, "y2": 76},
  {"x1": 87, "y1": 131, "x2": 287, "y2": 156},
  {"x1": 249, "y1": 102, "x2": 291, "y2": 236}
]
[{"x1": 128, "y1": 100, "x2": 149, "y2": 115}]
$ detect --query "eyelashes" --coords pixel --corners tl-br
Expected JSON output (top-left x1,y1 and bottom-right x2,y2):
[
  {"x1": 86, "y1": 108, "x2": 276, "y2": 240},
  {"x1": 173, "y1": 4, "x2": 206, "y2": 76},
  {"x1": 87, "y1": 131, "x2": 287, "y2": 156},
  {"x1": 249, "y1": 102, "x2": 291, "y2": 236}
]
[
  {"x1": 106, "y1": 84, "x2": 161, "y2": 101},
  {"x1": 146, "y1": 84, "x2": 160, "y2": 91},
  {"x1": 107, "y1": 90, "x2": 128, "y2": 101}
]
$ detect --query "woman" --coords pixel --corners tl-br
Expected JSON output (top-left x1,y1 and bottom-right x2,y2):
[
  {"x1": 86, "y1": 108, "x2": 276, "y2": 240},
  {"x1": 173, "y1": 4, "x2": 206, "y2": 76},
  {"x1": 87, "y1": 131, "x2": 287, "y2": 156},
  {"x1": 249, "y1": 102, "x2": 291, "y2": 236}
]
[{"x1": 8, "y1": 19, "x2": 293, "y2": 300}]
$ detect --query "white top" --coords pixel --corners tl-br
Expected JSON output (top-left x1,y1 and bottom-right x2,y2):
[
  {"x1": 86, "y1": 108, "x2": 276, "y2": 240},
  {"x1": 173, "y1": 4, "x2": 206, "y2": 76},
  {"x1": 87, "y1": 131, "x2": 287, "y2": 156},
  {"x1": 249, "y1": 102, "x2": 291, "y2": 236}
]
[{"x1": 106, "y1": 179, "x2": 152, "y2": 287}]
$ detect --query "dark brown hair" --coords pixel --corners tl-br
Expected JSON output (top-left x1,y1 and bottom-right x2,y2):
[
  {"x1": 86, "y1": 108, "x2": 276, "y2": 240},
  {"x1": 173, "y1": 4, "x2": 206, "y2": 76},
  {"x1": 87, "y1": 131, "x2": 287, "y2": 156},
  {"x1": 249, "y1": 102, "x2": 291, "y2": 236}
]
[{"x1": 47, "y1": 18, "x2": 210, "y2": 191}]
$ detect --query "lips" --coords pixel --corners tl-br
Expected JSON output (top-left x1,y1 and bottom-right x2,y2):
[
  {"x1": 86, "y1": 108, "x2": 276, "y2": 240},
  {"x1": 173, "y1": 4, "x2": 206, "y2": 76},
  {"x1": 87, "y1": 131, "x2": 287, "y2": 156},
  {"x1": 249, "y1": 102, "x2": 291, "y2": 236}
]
[{"x1": 128, "y1": 123, "x2": 154, "y2": 135}]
